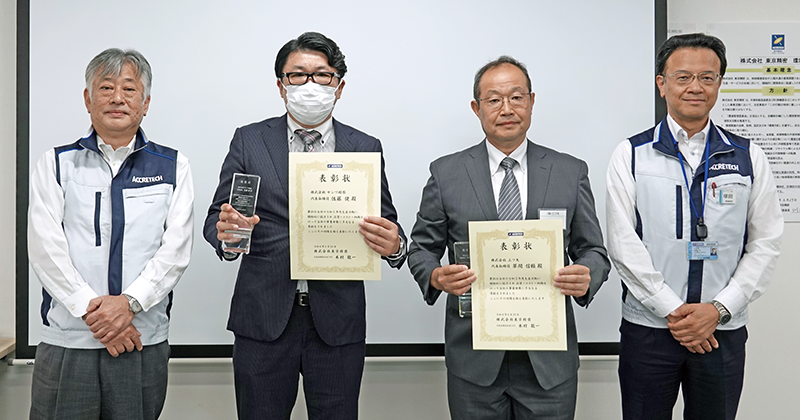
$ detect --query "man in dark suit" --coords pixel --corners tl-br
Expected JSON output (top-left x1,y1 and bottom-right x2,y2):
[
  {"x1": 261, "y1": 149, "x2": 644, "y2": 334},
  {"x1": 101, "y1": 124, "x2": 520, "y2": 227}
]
[
  {"x1": 407, "y1": 56, "x2": 610, "y2": 419},
  {"x1": 204, "y1": 32, "x2": 406, "y2": 420}
]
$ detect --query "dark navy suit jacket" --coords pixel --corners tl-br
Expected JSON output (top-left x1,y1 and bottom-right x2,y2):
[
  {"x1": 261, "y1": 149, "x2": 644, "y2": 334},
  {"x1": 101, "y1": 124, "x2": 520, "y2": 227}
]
[{"x1": 204, "y1": 115, "x2": 406, "y2": 346}]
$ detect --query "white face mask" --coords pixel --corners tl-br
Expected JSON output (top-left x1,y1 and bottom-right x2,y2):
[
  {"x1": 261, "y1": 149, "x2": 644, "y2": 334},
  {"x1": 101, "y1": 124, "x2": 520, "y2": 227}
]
[{"x1": 283, "y1": 82, "x2": 339, "y2": 126}]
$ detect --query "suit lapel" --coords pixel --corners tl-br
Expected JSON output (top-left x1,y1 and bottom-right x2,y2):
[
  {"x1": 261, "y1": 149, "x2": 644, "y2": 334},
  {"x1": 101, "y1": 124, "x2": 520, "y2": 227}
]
[
  {"x1": 466, "y1": 141, "x2": 498, "y2": 220},
  {"x1": 263, "y1": 114, "x2": 291, "y2": 196},
  {"x1": 332, "y1": 119, "x2": 357, "y2": 152},
  {"x1": 526, "y1": 141, "x2": 552, "y2": 219}
]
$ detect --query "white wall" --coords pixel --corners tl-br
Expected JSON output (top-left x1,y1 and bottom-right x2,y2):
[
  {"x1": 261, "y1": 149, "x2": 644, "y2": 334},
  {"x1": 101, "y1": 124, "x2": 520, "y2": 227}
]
[
  {"x1": 2, "y1": 1, "x2": 798, "y2": 419},
  {"x1": 22, "y1": 0, "x2": 653, "y2": 348}
]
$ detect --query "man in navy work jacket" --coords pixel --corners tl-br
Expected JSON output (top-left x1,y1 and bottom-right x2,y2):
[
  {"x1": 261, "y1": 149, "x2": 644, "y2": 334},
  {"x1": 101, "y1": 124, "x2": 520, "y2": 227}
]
[
  {"x1": 204, "y1": 32, "x2": 406, "y2": 420},
  {"x1": 28, "y1": 48, "x2": 194, "y2": 419},
  {"x1": 606, "y1": 33, "x2": 783, "y2": 420}
]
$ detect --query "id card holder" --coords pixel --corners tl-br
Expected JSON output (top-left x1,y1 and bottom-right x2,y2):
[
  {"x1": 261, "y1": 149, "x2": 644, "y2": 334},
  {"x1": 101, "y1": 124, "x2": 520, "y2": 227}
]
[
  {"x1": 719, "y1": 190, "x2": 736, "y2": 205},
  {"x1": 454, "y1": 242, "x2": 471, "y2": 318},
  {"x1": 539, "y1": 208, "x2": 567, "y2": 230},
  {"x1": 687, "y1": 241, "x2": 719, "y2": 260}
]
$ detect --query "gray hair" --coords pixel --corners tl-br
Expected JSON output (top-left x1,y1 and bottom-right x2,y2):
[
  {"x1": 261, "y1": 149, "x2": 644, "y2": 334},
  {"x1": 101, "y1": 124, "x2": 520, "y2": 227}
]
[
  {"x1": 473, "y1": 55, "x2": 532, "y2": 102},
  {"x1": 85, "y1": 48, "x2": 152, "y2": 100}
]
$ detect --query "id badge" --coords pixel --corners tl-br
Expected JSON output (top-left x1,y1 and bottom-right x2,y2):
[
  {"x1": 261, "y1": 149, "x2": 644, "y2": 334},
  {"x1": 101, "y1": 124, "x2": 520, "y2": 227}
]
[
  {"x1": 539, "y1": 208, "x2": 567, "y2": 230},
  {"x1": 719, "y1": 190, "x2": 736, "y2": 205},
  {"x1": 687, "y1": 241, "x2": 719, "y2": 260}
]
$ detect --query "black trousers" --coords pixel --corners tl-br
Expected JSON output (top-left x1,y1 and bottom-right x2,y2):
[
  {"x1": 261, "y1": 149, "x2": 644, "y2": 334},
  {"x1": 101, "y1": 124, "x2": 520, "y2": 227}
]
[
  {"x1": 619, "y1": 319, "x2": 747, "y2": 420},
  {"x1": 232, "y1": 303, "x2": 366, "y2": 420}
]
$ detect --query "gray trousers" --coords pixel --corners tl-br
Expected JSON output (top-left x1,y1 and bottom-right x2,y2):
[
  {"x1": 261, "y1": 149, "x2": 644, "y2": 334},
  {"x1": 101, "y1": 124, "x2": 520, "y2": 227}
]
[
  {"x1": 29, "y1": 340, "x2": 170, "y2": 420},
  {"x1": 447, "y1": 350, "x2": 578, "y2": 420}
]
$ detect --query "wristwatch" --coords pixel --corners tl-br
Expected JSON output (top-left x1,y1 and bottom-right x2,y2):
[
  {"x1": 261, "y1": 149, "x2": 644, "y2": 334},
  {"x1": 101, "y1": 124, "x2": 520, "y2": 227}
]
[
  {"x1": 123, "y1": 293, "x2": 143, "y2": 314},
  {"x1": 388, "y1": 236, "x2": 406, "y2": 260},
  {"x1": 711, "y1": 300, "x2": 731, "y2": 325}
]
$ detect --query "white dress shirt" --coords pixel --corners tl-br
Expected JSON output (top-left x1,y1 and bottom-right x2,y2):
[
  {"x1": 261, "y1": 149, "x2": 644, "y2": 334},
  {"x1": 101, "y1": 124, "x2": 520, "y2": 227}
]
[
  {"x1": 486, "y1": 140, "x2": 528, "y2": 216},
  {"x1": 288, "y1": 117, "x2": 335, "y2": 293},
  {"x1": 667, "y1": 114, "x2": 710, "y2": 172}
]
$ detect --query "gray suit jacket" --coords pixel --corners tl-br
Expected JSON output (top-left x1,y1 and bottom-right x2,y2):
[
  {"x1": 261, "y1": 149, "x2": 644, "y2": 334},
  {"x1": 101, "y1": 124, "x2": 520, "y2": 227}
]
[{"x1": 407, "y1": 139, "x2": 609, "y2": 390}]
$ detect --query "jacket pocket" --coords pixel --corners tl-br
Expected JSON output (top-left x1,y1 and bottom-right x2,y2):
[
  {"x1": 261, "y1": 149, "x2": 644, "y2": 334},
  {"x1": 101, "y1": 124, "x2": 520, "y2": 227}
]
[
  {"x1": 122, "y1": 184, "x2": 173, "y2": 254},
  {"x1": 94, "y1": 191, "x2": 102, "y2": 246},
  {"x1": 675, "y1": 185, "x2": 683, "y2": 240}
]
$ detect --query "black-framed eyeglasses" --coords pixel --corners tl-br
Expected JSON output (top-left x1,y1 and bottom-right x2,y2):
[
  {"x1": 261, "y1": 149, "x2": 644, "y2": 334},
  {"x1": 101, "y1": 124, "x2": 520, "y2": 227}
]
[
  {"x1": 478, "y1": 92, "x2": 532, "y2": 111},
  {"x1": 281, "y1": 72, "x2": 341, "y2": 86},
  {"x1": 665, "y1": 71, "x2": 722, "y2": 87}
]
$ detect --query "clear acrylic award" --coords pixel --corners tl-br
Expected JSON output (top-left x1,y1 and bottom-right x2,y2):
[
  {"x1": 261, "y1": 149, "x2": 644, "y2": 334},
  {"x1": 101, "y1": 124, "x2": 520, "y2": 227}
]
[
  {"x1": 223, "y1": 173, "x2": 261, "y2": 254},
  {"x1": 454, "y1": 241, "x2": 471, "y2": 318}
]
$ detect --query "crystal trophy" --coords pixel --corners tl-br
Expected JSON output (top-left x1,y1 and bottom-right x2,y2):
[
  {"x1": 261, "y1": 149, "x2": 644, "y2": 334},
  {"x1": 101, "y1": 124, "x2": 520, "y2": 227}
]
[
  {"x1": 454, "y1": 241, "x2": 471, "y2": 318},
  {"x1": 223, "y1": 173, "x2": 261, "y2": 254}
]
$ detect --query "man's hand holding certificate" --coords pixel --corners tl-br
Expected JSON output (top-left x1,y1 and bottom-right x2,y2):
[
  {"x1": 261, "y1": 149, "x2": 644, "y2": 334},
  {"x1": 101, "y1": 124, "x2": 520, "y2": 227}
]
[
  {"x1": 469, "y1": 219, "x2": 568, "y2": 351},
  {"x1": 289, "y1": 152, "x2": 385, "y2": 280}
]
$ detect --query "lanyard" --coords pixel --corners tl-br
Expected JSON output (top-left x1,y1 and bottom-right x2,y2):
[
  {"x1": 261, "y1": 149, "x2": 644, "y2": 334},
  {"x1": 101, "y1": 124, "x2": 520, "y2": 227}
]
[{"x1": 669, "y1": 127, "x2": 710, "y2": 240}]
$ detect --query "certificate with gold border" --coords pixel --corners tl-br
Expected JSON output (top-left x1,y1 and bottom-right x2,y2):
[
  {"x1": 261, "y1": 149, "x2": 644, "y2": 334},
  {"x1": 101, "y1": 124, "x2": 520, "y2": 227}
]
[
  {"x1": 469, "y1": 219, "x2": 566, "y2": 350},
  {"x1": 289, "y1": 152, "x2": 381, "y2": 280}
]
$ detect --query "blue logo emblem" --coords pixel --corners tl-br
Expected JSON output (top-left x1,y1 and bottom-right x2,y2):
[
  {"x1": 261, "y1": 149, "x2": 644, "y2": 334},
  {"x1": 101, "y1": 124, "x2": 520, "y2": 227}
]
[
  {"x1": 508, "y1": 232, "x2": 524, "y2": 237},
  {"x1": 772, "y1": 34, "x2": 785, "y2": 51},
  {"x1": 327, "y1": 164, "x2": 343, "y2": 168}
]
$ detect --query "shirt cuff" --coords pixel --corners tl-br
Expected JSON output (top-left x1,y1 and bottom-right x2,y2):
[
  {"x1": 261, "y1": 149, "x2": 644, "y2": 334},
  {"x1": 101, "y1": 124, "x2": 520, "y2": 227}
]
[
  {"x1": 713, "y1": 280, "x2": 748, "y2": 316},
  {"x1": 123, "y1": 279, "x2": 159, "y2": 312},
  {"x1": 60, "y1": 283, "x2": 101, "y2": 318},
  {"x1": 640, "y1": 285, "x2": 685, "y2": 318}
]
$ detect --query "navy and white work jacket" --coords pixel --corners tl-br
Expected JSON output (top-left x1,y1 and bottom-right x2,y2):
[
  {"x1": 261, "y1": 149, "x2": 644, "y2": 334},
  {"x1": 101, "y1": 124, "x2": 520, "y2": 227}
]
[
  {"x1": 28, "y1": 128, "x2": 194, "y2": 349},
  {"x1": 606, "y1": 118, "x2": 782, "y2": 330}
]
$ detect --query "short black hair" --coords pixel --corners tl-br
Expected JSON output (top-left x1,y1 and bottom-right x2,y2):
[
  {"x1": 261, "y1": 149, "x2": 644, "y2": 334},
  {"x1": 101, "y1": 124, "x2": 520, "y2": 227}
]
[
  {"x1": 656, "y1": 33, "x2": 727, "y2": 76},
  {"x1": 473, "y1": 56, "x2": 532, "y2": 102},
  {"x1": 274, "y1": 32, "x2": 347, "y2": 78}
]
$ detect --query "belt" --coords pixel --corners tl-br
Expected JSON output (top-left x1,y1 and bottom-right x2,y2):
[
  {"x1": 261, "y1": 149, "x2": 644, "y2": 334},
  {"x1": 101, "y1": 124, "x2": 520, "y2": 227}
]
[{"x1": 295, "y1": 292, "x2": 310, "y2": 307}]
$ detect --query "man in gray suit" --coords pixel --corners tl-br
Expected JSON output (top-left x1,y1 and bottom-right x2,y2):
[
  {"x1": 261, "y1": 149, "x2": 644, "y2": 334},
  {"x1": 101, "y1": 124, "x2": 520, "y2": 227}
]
[{"x1": 407, "y1": 56, "x2": 610, "y2": 419}]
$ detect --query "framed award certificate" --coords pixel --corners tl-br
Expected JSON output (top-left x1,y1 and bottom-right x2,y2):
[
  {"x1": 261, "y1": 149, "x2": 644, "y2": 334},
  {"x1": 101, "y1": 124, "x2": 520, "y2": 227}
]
[
  {"x1": 469, "y1": 219, "x2": 567, "y2": 351},
  {"x1": 289, "y1": 152, "x2": 381, "y2": 280}
]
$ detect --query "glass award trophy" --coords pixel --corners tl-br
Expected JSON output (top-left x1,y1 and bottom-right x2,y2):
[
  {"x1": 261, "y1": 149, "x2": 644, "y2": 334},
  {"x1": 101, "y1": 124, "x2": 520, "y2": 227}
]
[
  {"x1": 454, "y1": 241, "x2": 471, "y2": 318},
  {"x1": 223, "y1": 173, "x2": 261, "y2": 254}
]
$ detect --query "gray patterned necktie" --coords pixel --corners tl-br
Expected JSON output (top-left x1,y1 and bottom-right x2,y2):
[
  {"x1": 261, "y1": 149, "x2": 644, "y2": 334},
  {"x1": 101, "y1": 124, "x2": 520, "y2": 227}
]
[
  {"x1": 294, "y1": 129, "x2": 322, "y2": 152},
  {"x1": 497, "y1": 157, "x2": 523, "y2": 220}
]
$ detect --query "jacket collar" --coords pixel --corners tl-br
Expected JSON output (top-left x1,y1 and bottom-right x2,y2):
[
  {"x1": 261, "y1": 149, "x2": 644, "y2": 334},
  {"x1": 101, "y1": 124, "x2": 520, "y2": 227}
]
[
  {"x1": 652, "y1": 117, "x2": 733, "y2": 159},
  {"x1": 79, "y1": 126, "x2": 147, "y2": 154}
]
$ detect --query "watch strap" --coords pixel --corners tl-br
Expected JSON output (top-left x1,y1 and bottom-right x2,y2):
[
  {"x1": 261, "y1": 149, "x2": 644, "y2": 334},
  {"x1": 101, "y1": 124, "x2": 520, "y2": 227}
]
[
  {"x1": 123, "y1": 293, "x2": 143, "y2": 314},
  {"x1": 711, "y1": 300, "x2": 731, "y2": 325}
]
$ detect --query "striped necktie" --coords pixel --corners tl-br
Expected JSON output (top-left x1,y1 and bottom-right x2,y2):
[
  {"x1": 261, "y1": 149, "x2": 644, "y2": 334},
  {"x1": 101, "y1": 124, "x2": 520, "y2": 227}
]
[
  {"x1": 497, "y1": 157, "x2": 523, "y2": 220},
  {"x1": 294, "y1": 129, "x2": 322, "y2": 152}
]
